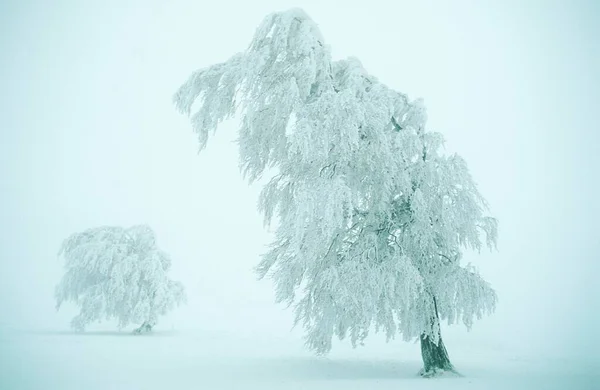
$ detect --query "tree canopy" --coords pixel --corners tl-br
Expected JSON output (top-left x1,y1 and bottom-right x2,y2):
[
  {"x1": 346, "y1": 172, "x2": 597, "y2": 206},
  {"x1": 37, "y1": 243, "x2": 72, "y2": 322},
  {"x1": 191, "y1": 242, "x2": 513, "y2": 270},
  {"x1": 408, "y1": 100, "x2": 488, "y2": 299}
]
[
  {"x1": 174, "y1": 8, "x2": 497, "y2": 368},
  {"x1": 56, "y1": 225, "x2": 186, "y2": 332}
]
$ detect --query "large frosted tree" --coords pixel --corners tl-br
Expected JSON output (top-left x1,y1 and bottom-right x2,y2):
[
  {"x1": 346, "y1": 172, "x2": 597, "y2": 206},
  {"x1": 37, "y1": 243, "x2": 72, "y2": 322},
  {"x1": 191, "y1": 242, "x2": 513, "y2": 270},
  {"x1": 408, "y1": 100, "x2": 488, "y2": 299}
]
[
  {"x1": 174, "y1": 9, "x2": 497, "y2": 376},
  {"x1": 56, "y1": 225, "x2": 186, "y2": 334}
]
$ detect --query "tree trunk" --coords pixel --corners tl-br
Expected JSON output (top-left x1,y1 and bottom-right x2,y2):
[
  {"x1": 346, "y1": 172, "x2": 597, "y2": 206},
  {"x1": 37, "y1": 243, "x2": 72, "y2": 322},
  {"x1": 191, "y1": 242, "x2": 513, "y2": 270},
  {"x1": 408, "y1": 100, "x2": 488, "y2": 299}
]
[
  {"x1": 419, "y1": 332, "x2": 453, "y2": 376},
  {"x1": 133, "y1": 320, "x2": 155, "y2": 335},
  {"x1": 133, "y1": 293, "x2": 158, "y2": 335},
  {"x1": 418, "y1": 296, "x2": 455, "y2": 377}
]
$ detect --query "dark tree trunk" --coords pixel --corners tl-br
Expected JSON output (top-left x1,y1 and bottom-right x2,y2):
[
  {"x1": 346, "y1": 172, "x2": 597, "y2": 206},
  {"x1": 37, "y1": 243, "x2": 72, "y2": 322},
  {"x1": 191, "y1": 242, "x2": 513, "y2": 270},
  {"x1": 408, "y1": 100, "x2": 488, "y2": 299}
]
[
  {"x1": 418, "y1": 296, "x2": 455, "y2": 377},
  {"x1": 133, "y1": 320, "x2": 155, "y2": 335},
  {"x1": 419, "y1": 332, "x2": 453, "y2": 376}
]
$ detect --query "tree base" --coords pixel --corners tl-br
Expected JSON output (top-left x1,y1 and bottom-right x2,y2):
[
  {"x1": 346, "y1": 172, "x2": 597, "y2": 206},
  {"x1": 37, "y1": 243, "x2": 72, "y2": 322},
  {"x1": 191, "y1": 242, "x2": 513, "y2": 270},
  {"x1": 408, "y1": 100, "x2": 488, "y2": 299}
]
[
  {"x1": 418, "y1": 367, "x2": 462, "y2": 378},
  {"x1": 419, "y1": 333, "x2": 455, "y2": 377},
  {"x1": 132, "y1": 321, "x2": 154, "y2": 335}
]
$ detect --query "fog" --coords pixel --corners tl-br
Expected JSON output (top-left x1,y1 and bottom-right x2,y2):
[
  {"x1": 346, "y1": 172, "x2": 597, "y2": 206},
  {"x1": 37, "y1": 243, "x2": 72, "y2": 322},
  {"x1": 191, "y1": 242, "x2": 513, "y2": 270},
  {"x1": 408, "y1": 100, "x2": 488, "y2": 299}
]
[{"x1": 1, "y1": 0, "x2": 599, "y2": 386}]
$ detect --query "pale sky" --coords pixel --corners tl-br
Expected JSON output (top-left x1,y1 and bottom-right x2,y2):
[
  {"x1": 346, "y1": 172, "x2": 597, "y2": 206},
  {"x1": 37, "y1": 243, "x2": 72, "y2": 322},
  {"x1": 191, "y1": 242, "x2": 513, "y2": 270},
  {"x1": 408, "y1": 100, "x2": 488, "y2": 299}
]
[{"x1": 1, "y1": 0, "x2": 598, "y2": 362}]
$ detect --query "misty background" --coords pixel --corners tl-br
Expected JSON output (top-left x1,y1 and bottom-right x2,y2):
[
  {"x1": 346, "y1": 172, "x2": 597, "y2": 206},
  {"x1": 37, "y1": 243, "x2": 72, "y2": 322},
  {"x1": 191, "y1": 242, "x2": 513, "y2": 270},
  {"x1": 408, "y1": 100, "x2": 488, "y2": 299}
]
[{"x1": 1, "y1": 0, "x2": 598, "y2": 365}]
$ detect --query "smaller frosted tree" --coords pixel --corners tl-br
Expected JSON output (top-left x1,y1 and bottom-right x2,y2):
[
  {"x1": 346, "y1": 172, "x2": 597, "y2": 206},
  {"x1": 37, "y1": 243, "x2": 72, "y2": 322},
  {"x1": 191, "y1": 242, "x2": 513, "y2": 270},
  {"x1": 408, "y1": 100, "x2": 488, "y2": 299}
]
[{"x1": 55, "y1": 225, "x2": 186, "y2": 334}]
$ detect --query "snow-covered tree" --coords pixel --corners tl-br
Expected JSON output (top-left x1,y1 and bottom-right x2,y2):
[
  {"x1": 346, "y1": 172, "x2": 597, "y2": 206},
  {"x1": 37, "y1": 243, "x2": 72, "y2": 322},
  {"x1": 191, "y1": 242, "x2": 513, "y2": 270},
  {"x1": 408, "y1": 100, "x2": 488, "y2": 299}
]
[
  {"x1": 174, "y1": 8, "x2": 497, "y2": 376},
  {"x1": 55, "y1": 225, "x2": 186, "y2": 334}
]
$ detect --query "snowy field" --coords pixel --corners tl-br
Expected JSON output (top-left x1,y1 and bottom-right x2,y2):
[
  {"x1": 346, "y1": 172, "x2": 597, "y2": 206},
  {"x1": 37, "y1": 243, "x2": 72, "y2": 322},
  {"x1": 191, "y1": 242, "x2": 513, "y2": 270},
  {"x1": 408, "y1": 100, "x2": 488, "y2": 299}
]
[{"x1": 1, "y1": 327, "x2": 596, "y2": 390}]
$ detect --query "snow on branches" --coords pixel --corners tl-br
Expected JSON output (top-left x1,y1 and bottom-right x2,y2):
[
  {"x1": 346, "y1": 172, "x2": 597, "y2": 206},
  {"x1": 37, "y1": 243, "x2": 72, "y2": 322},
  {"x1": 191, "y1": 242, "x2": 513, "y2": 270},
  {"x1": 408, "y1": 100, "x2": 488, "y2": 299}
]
[
  {"x1": 55, "y1": 225, "x2": 186, "y2": 333},
  {"x1": 174, "y1": 8, "x2": 498, "y2": 358}
]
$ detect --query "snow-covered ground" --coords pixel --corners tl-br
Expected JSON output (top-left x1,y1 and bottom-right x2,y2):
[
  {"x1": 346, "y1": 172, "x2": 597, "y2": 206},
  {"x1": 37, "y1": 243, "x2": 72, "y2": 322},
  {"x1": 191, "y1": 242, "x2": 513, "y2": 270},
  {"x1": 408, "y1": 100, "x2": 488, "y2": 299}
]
[{"x1": 1, "y1": 327, "x2": 596, "y2": 390}]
